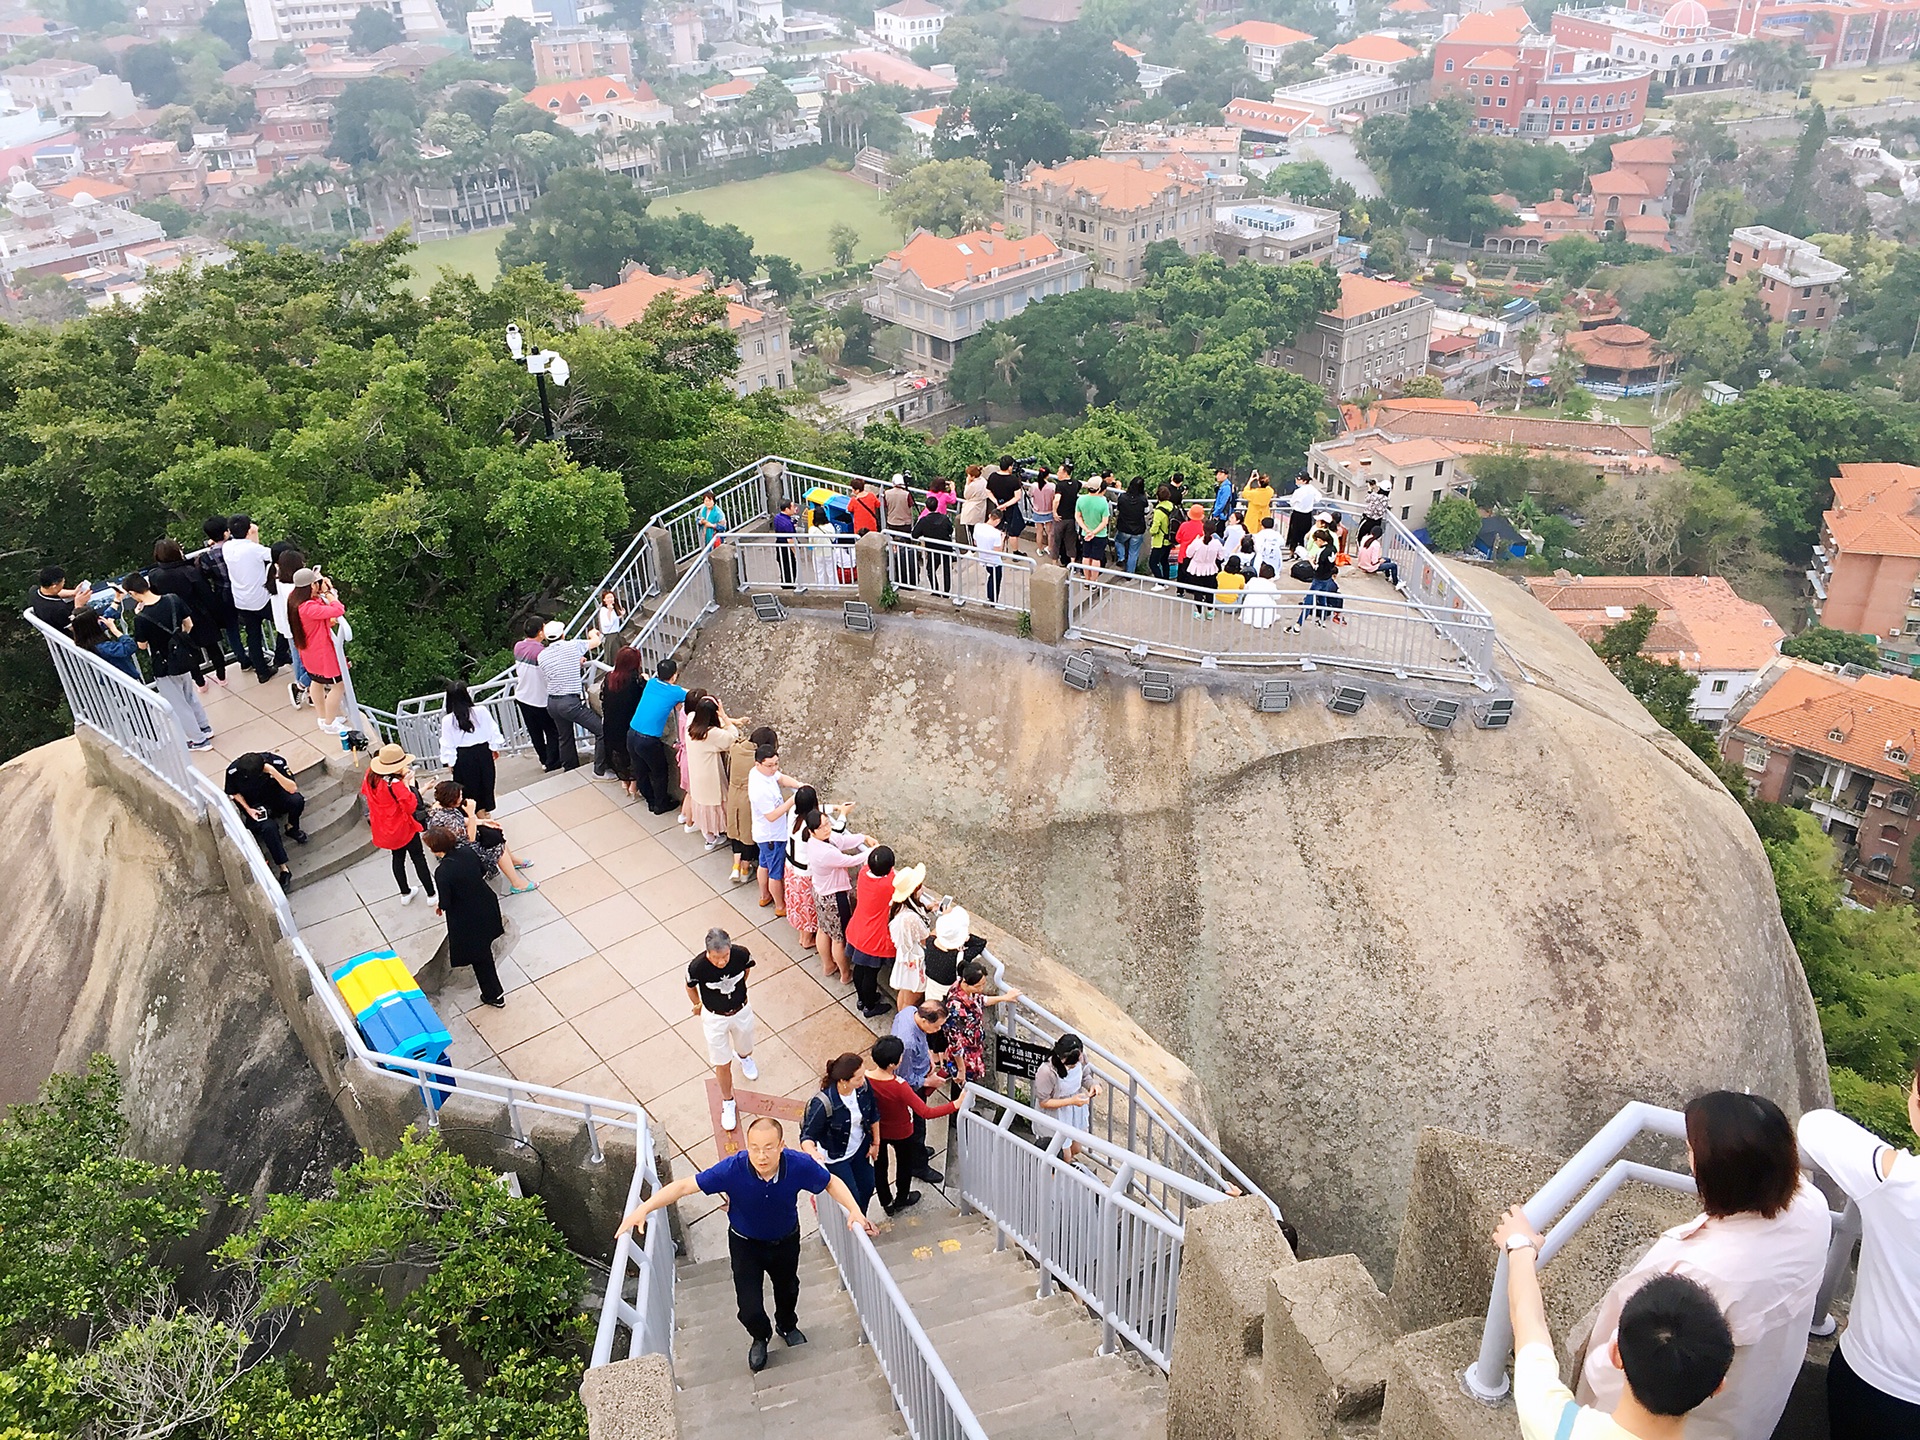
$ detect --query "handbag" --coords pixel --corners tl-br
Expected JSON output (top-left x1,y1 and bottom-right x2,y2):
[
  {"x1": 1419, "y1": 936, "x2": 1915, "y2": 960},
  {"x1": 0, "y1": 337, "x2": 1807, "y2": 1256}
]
[{"x1": 475, "y1": 822, "x2": 505, "y2": 849}]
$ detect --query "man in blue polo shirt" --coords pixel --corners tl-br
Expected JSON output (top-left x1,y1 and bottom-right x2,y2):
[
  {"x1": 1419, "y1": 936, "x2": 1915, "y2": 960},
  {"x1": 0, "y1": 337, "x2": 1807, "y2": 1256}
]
[
  {"x1": 617, "y1": 1115, "x2": 874, "y2": 1372},
  {"x1": 626, "y1": 657, "x2": 688, "y2": 815}
]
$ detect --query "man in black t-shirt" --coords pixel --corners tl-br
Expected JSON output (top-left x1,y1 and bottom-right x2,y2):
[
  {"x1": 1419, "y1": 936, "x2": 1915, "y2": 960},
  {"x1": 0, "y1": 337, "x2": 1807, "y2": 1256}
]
[
  {"x1": 910, "y1": 501, "x2": 955, "y2": 596},
  {"x1": 985, "y1": 456, "x2": 1025, "y2": 550},
  {"x1": 226, "y1": 752, "x2": 308, "y2": 880},
  {"x1": 687, "y1": 926, "x2": 759, "y2": 1134},
  {"x1": 27, "y1": 565, "x2": 89, "y2": 629}
]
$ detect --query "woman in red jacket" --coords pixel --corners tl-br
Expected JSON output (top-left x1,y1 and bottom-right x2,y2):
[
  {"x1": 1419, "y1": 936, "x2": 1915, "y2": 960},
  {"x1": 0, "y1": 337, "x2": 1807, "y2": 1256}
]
[
  {"x1": 360, "y1": 743, "x2": 434, "y2": 903},
  {"x1": 867, "y1": 1033, "x2": 959, "y2": 1214},
  {"x1": 844, "y1": 845, "x2": 899, "y2": 1019}
]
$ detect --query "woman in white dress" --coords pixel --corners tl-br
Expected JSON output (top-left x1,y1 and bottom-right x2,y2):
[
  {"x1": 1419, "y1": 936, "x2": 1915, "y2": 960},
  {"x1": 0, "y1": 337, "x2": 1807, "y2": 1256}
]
[{"x1": 1240, "y1": 562, "x2": 1282, "y2": 630}]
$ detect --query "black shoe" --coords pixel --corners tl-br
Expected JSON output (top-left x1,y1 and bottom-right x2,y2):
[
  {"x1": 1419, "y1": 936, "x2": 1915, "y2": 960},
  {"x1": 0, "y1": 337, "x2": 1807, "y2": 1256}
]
[
  {"x1": 748, "y1": 1338, "x2": 768, "y2": 1372},
  {"x1": 276, "y1": 868, "x2": 291, "y2": 891},
  {"x1": 779, "y1": 1327, "x2": 807, "y2": 1347},
  {"x1": 888, "y1": 1193, "x2": 921, "y2": 1213},
  {"x1": 858, "y1": 1003, "x2": 890, "y2": 1018},
  {"x1": 915, "y1": 1166, "x2": 945, "y2": 1186},
  {"x1": 481, "y1": 996, "x2": 506, "y2": 1008},
  {"x1": 287, "y1": 828, "x2": 310, "y2": 845}
]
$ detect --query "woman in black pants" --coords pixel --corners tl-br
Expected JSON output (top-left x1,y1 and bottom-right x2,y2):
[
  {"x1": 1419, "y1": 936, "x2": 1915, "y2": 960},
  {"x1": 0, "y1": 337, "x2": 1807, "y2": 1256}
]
[{"x1": 360, "y1": 744, "x2": 435, "y2": 904}]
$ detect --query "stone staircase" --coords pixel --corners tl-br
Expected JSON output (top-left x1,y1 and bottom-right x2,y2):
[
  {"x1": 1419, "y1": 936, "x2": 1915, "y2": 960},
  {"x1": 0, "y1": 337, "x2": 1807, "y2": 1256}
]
[
  {"x1": 285, "y1": 757, "x2": 372, "y2": 891},
  {"x1": 668, "y1": 1207, "x2": 1167, "y2": 1440}
]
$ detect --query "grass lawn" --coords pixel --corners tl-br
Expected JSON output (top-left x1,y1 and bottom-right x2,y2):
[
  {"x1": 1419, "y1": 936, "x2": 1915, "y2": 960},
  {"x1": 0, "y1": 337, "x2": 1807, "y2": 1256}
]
[
  {"x1": 1808, "y1": 62, "x2": 1920, "y2": 108},
  {"x1": 650, "y1": 169, "x2": 900, "y2": 272},
  {"x1": 408, "y1": 228, "x2": 506, "y2": 295},
  {"x1": 1515, "y1": 396, "x2": 1660, "y2": 429}
]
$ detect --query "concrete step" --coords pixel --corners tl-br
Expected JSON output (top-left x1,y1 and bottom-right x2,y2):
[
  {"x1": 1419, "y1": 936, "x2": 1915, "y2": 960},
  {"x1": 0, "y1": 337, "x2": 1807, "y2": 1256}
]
[
  {"x1": 287, "y1": 822, "x2": 375, "y2": 891},
  {"x1": 292, "y1": 788, "x2": 364, "y2": 850},
  {"x1": 974, "y1": 1381, "x2": 1168, "y2": 1440},
  {"x1": 954, "y1": 1353, "x2": 1157, "y2": 1420}
]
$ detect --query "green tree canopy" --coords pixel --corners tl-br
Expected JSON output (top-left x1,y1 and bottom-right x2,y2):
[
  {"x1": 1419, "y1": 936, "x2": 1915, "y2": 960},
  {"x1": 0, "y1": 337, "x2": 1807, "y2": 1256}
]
[
  {"x1": 1780, "y1": 626, "x2": 1883, "y2": 669},
  {"x1": 496, "y1": 169, "x2": 760, "y2": 287},
  {"x1": 328, "y1": 75, "x2": 424, "y2": 166},
  {"x1": 1358, "y1": 100, "x2": 1517, "y2": 241},
  {"x1": 883, "y1": 157, "x2": 1002, "y2": 236},
  {"x1": 347, "y1": 2, "x2": 404, "y2": 51},
  {"x1": 1662, "y1": 274, "x2": 1776, "y2": 384},
  {"x1": 936, "y1": 87, "x2": 1073, "y2": 179},
  {"x1": 1424, "y1": 494, "x2": 1480, "y2": 551}
]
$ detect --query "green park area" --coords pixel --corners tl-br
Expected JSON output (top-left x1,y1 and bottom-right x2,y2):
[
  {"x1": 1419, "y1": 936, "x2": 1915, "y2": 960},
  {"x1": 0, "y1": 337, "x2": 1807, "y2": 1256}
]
[{"x1": 407, "y1": 166, "x2": 901, "y2": 292}]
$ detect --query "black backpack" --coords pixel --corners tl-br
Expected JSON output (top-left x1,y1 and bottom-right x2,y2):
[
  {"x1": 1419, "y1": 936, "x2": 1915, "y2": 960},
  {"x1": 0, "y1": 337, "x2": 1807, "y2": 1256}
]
[{"x1": 1290, "y1": 559, "x2": 1316, "y2": 583}]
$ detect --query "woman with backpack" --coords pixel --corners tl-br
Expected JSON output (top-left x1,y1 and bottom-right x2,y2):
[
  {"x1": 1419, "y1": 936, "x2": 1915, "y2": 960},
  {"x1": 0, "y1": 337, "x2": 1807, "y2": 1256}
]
[
  {"x1": 147, "y1": 539, "x2": 224, "y2": 686},
  {"x1": 801, "y1": 1052, "x2": 880, "y2": 1220},
  {"x1": 360, "y1": 744, "x2": 434, "y2": 904},
  {"x1": 1148, "y1": 484, "x2": 1178, "y2": 586}
]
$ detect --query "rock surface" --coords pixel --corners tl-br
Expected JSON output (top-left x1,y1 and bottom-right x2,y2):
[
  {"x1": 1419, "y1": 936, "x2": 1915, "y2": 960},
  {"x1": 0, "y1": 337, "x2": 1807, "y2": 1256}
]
[
  {"x1": 0, "y1": 737, "x2": 356, "y2": 1212},
  {"x1": 680, "y1": 566, "x2": 1830, "y2": 1277}
]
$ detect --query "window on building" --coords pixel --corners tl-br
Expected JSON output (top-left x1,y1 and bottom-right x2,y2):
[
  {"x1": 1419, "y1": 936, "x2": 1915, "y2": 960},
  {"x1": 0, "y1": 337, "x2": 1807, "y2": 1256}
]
[
  {"x1": 1401, "y1": 505, "x2": 1411, "y2": 519},
  {"x1": 1743, "y1": 745, "x2": 1768, "y2": 771},
  {"x1": 1498, "y1": 97, "x2": 1507, "y2": 106},
  {"x1": 1710, "y1": 678, "x2": 1729, "y2": 694},
  {"x1": 1893, "y1": 791, "x2": 1914, "y2": 815},
  {"x1": 1469, "y1": 73, "x2": 1479, "y2": 83},
  {"x1": 1444, "y1": 58, "x2": 1454, "y2": 70}
]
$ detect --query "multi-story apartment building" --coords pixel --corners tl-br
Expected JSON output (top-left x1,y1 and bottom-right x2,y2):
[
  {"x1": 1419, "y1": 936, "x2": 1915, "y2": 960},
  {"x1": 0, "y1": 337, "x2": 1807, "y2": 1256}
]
[
  {"x1": 534, "y1": 28, "x2": 636, "y2": 80},
  {"x1": 1212, "y1": 200, "x2": 1339, "y2": 266},
  {"x1": 255, "y1": 102, "x2": 332, "y2": 171},
  {"x1": 0, "y1": 179, "x2": 165, "y2": 282},
  {"x1": 578, "y1": 265, "x2": 794, "y2": 397},
  {"x1": 873, "y1": 0, "x2": 946, "y2": 51},
  {"x1": 1269, "y1": 273, "x2": 1434, "y2": 399},
  {"x1": 1, "y1": 60, "x2": 137, "y2": 122},
  {"x1": 241, "y1": 0, "x2": 446, "y2": 55},
  {"x1": 1004, "y1": 156, "x2": 1214, "y2": 290},
  {"x1": 1431, "y1": 4, "x2": 1653, "y2": 144},
  {"x1": 1724, "y1": 224, "x2": 1847, "y2": 334},
  {"x1": 1212, "y1": 19, "x2": 1317, "y2": 77},
  {"x1": 1273, "y1": 68, "x2": 1423, "y2": 124},
  {"x1": 1723, "y1": 660, "x2": 1920, "y2": 900},
  {"x1": 1306, "y1": 431, "x2": 1472, "y2": 531},
  {"x1": 1548, "y1": 2, "x2": 1740, "y2": 90},
  {"x1": 1099, "y1": 125, "x2": 1243, "y2": 183},
  {"x1": 1805, "y1": 463, "x2": 1920, "y2": 672},
  {"x1": 1525, "y1": 573, "x2": 1782, "y2": 724},
  {"x1": 864, "y1": 225, "x2": 1091, "y2": 372}
]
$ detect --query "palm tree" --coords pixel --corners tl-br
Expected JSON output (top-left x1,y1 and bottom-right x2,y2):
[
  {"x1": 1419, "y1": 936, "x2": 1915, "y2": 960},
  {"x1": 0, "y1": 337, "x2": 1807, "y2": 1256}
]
[
  {"x1": 988, "y1": 332, "x2": 1025, "y2": 396},
  {"x1": 1513, "y1": 323, "x2": 1541, "y2": 412},
  {"x1": 814, "y1": 323, "x2": 847, "y2": 366}
]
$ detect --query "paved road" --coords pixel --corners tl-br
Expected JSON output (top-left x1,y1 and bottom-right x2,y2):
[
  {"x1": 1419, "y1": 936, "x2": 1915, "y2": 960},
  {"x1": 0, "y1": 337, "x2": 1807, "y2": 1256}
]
[{"x1": 1290, "y1": 132, "x2": 1384, "y2": 199}]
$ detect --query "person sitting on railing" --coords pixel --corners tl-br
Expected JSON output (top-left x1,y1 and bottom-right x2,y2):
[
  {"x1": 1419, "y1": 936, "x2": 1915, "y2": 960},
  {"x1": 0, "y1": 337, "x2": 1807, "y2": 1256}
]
[
  {"x1": 616, "y1": 1115, "x2": 876, "y2": 1375},
  {"x1": 1033, "y1": 1033, "x2": 1100, "y2": 1168},
  {"x1": 866, "y1": 1034, "x2": 958, "y2": 1214},
  {"x1": 225, "y1": 751, "x2": 307, "y2": 888},
  {"x1": 941, "y1": 958, "x2": 1021, "y2": 1090},
  {"x1": 802, "y1": 1052, "x2": 881, "y2": 1222},
  {"x1": 1494, "y1": 1203, "x2": 1735, "y2": 1440},
  {"x1": 122, "y1": 571, "x2": 215, "y2": 752},
  {"x1": 1576, "y1": 1092, "x2": 1831, "y2": 1440},
  {"x1": 1798, "y1": 1065, "x2": 1920, "y2": 1438},
  {"x1": 69, "y1": 609, "x2": 141, "y2": 681},
  {"x1": 425, "y1": 826, "x2": 506, "y2": 1008},
  {"x1": 438, "y1": 682, "x2": 505, "y2": 815},
  {"x1": 425, "y1": 780, "x2": 535, "y2": 894},
  {"x1": 1355, "y1": 532, "x2": 1400, "y2": 589},
  {"x1": 910, "y1": 491, "x2": 956, "y2": 601},
  {"x1": 1240, "y1": 563, "x2": 1282, "y2": 631}
]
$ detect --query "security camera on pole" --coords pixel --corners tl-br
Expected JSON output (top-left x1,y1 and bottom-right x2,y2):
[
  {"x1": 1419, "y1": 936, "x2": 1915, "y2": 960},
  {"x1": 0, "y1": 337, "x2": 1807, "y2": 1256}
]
[{"x1": 504, "y1": 323, "x2": 571, "y2": 442}]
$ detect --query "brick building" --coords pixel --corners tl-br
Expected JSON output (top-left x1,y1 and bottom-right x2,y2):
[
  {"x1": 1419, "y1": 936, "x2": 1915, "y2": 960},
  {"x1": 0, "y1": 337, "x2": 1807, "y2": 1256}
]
[
  {"x1": 1806, "y1": 463, "x2": 1920, "y2": 671},
  {"x1": 1723, "y1": 660, "x2": 1920, "y2": 900},
  {"x1": 1724, "y1": 224, "x2": 1847, "y2": 334},
  {"x1": 533, "y1": 28, "x2": 637, "y2": 81},
  {"x1": 1431, "y1": 5, "x2": 1652, "y2": 144},
  {"x1": 1005, "y1": 156, "x2": 1214, "y2": 290}
]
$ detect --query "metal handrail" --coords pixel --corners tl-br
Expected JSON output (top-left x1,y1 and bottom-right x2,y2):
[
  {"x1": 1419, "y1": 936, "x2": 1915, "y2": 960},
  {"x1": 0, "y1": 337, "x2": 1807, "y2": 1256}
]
[
  {"x1": 956, "y1": 1083, "x2": 1225, "y2": 1369},
  {"x1": 1462, "y1": 1101, "x2": 1859, "y2": 1403},
  {"x1": 814, "y1": 1195, "x2": 990, "y2": 1440},
  {"x1": 887, "y1": 534, "x2": 1036, "y2": 613},
  {"x1": 983, "y1": 975, "x2": 1279, "y2": 1221},
  {"x1": 592, "y1": 1117, "x2": 674, "y2": 1367}
]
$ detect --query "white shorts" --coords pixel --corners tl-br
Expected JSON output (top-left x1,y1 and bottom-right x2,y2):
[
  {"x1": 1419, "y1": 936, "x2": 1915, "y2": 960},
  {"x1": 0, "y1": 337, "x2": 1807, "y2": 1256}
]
[{"x1": 701, "y1": 1006, "x2": 756, "y2": 1067}]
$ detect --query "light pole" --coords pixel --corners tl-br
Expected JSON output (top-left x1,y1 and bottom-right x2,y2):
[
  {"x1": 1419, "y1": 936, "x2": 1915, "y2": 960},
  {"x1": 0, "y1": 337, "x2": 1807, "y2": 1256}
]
[{"x1": 505, "y1": 323, "x2": 571, "y2": 442}]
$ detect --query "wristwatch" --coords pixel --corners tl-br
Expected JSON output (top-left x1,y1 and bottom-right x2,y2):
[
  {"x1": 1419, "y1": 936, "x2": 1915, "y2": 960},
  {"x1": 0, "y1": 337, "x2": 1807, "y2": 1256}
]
[{"x1": 1505, "y1": 1233, "x2": 1539, "y2": 1254}]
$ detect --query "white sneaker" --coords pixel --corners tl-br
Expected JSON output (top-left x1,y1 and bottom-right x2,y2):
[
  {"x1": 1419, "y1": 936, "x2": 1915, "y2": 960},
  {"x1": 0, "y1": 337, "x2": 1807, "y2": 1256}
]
[
  {"x1": 400, "y1": 890, "x2": 417, "y2": 906},
  {"x1": 704, "y1": 834, "x2": 724, "y2": 851},
  {"x1": 739, "y1": 1055, "x2": 759, "y2": 1081},
  {"x1": 318, "y1": 717, "x2": 337, "y2": 730},
  {"x1": 721, "y1": 1099, "x2": 738, "y2": 1131}
]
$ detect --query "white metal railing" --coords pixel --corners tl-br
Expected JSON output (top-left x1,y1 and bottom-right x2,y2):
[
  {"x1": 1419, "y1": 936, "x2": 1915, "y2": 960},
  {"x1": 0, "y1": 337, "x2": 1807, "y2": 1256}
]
[
  {"x1": 633, "y1": 537, "x2": 719, "y2": 675},
  {"x1": 1065, "y1": 571, "x2": 1495, "y2": 685},
  {"x1": 1461, "y1": 1101, "x2": 1862, "y2": 1403},
  {"x1": 734, "y1": 531, "x2": 856, "y2": 592},
  {"x1": 814, "y1": 1196, "x2": 990, "y2": 1440},
  {"x1": 658, "y1": 467, "x2": 773, "y2": 569},
  {"x1": 956, "y1": 1084, "x2": 1229, "y2": 1370},
  {"x1": 592, "y1": 1115, "x2": 676, "y2": 1368},
  {"x1": 23, "y1": 609, "x2": 200, "y2": 806},
  {"x1": 983, "y1": 979, "x2": 1277, "y2": 1221},
  {"x1": 888, "y1": 536, "x2": 1034, "y2": 614}
]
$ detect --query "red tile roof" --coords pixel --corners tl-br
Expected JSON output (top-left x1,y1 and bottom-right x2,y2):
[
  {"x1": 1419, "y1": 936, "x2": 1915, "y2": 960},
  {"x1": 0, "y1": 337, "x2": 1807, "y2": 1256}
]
[
  {"x1": 1214, "y1": 19, "x2": 1316, "y2": 47},
  {"x1": 1565, "y1": 322, "x2": 1669, "y2": 373},
  {"x1": 1015, "y1": 155, "x2": 1204, "y2": 211},
  {"x1": 1442, "y1": 6, "x2": 1534, "y2": 44},
  {"x1": 1737, "y1": 662, "x2": 1920, "y2": 779},
  {"x1": 1223, "y1": 96, "x2": 1316, "y2": 135},
  {"x1": 882, "y1": 225, "x2": 1065, "y2": 289},
  {"x1": 521, "y1": 77, "x2": 644, "y2": 113},
  {"x1": 1524, "y1": 574, "x2": 1781, "y2": 672},
  {"x1": 1330, "y1": 33, "x2": 1420, "y2": 62},
  {"x1": 1328, "y1": 273, "x2": 1422, "y2": 320},
  {"x1": 1823, "y1": 462, "x2": 1920, "y2": 560},
  {"x1": 578, "y1": 267, "x2": 766, "y2": 330}
]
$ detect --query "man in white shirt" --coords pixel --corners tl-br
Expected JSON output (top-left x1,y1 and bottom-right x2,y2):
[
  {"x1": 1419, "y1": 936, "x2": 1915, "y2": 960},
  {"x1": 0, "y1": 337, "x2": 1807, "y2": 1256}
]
[
  {"x1": 1284, "y1": 474, "x2": 1322, "y2": 554},
  {"x1": 1799, "y1": 1067, "x2": 1920, "y2": 1435},
  {"x1": 221, "y1": 514, "x2": 277, "y2": 683},
  {"x1": 1493, "y1": 1204, "x2": 1734, "y2": 1440},
  {"x1": 747, "y1": 743, "x2": 799, "y2": 916}
]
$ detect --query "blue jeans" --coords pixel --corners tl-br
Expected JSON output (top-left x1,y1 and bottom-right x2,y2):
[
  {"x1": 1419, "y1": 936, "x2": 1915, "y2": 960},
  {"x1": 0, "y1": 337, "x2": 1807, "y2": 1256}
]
[
  {"x1": 827, "y1": 1154, "x2": 876, "y2": 1219},
  {"x1": 1115, "y1": 532, "x2": 1145, "y2": 574}
]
